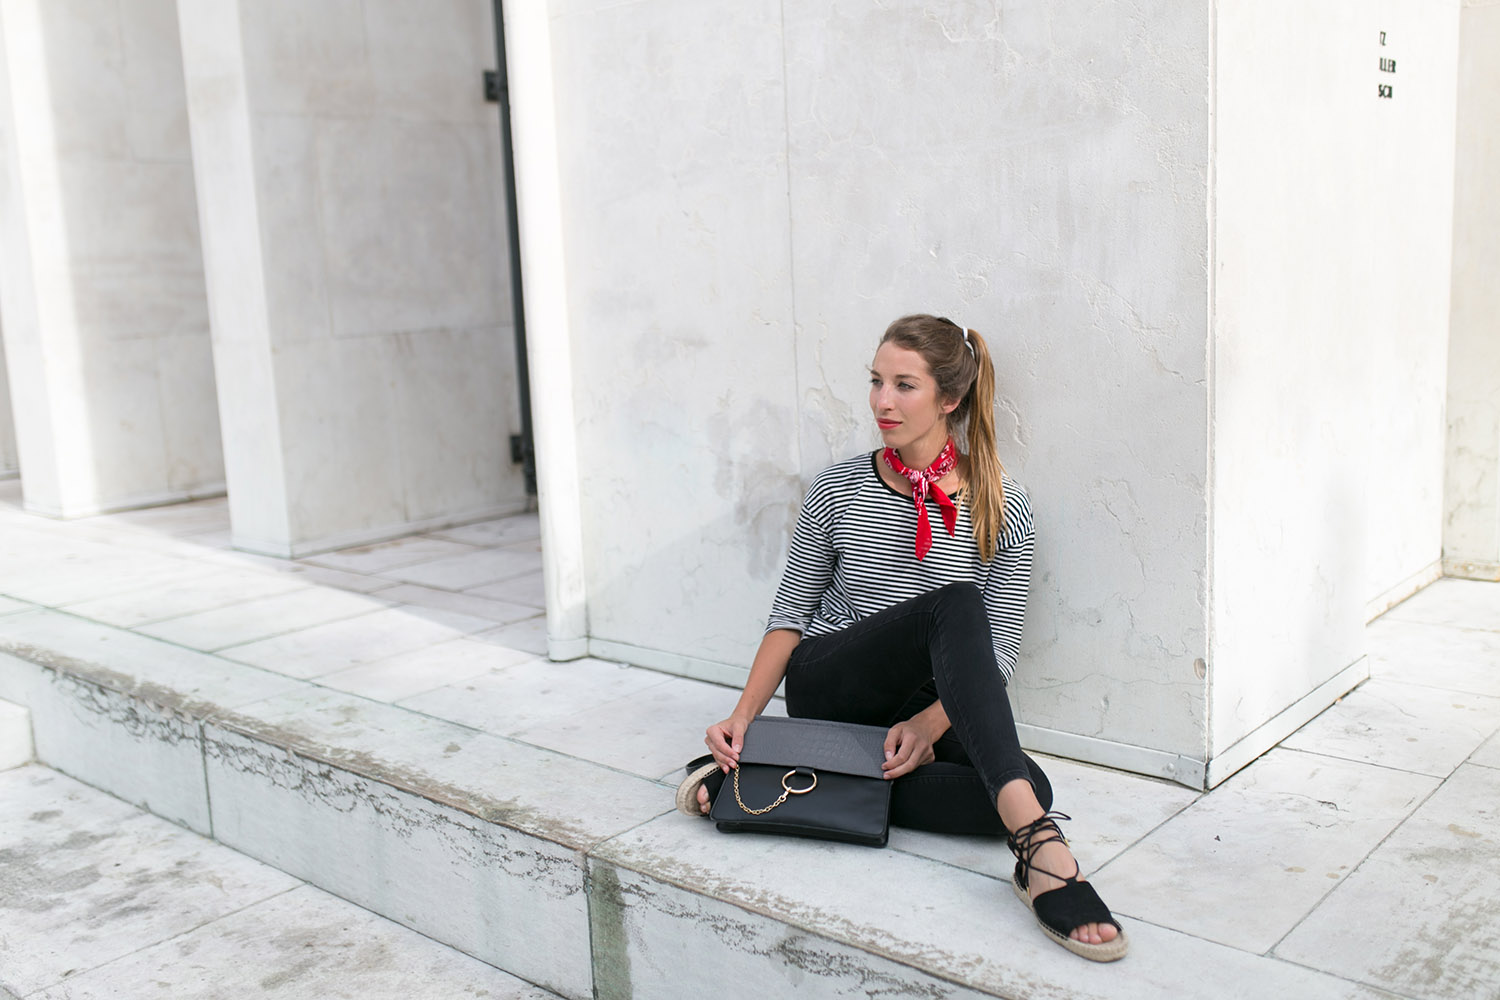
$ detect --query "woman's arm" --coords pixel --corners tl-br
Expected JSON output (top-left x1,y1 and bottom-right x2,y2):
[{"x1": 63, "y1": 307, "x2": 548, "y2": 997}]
[{"x1": 704, "y1": 627, "x2": 802, "y2": 772}]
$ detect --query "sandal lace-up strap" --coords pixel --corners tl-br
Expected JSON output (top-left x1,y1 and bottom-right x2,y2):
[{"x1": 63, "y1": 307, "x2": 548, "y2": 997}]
[{"x1": 1007, "y1": 811, "x2": 1076, "y2": 885}]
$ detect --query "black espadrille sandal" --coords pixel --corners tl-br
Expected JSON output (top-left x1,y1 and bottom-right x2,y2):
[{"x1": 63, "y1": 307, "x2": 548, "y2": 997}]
[{"x1": 1007, "y1": 811, "x2": 1129, "y2": 962}]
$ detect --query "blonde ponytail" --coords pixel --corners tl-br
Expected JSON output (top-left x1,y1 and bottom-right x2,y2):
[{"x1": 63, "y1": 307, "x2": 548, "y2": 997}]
[{"x1": 957, "y1": 327, "x2": 1005, "y2": 561}]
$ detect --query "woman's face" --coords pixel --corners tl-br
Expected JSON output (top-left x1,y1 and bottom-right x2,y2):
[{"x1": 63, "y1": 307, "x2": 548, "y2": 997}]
[{"x1": 868, "y1": 342, "x2": 957, "y2": 457}]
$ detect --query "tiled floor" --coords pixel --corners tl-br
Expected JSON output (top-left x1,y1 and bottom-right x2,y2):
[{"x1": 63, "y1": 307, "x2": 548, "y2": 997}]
[
  {"x1": 2, "y1": 483, "x2": 1499, "y2": 998},
  {"x1": 0, "y1": 480, "x2": 551, "y2": 706}
]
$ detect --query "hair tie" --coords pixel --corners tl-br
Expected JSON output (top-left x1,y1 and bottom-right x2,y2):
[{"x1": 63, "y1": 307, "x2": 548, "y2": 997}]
[{"x1": 954, "y1": 321, "x2": 975, "y2": 358}]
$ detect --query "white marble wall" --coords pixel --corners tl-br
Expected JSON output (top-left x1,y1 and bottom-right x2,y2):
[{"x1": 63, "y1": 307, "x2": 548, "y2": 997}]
[
  {"x1": 546, "y1": 0, "x2": 1214, "y2": 772},
  {"x1": 1210, "y1": 1, "x2": 1459, "y2": 768},
  {"x1": 1444, "y1": 1, "x2": 1500, "y2": 581},
  {"x1": 538, "y1": 0, "x2": 1473, "y2": 783},
  {"x1": 178, "y1": 0, "x2": 526, "y2": 556},
  {"x1": 550, "y1": 0, "x2": 801, "y2": 674},
  {"x1": 0, "y1": 0, "x2": 223, "y2": 516}
]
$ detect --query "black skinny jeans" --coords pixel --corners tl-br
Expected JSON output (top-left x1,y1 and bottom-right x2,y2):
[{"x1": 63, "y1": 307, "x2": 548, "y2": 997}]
[{"x1": 784, "y1": 583, "x2": 1051, "y2": 836}]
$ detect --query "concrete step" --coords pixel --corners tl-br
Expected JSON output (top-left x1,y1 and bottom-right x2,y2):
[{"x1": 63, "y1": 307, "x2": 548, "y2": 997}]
[
  {"x1": 0, "y1": 608, "x2": 1377, "y2": 1000},
  {"x1": 0, "y1": 696, "x2": 33, "y2": 770},
  {"x1": 1, "y1": 764, "x2": 561, "y2": 999}
]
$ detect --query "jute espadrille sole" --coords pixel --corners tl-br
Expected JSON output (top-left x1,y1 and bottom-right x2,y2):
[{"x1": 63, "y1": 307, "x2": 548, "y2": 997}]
[
  {"x1": 675, "y1": 761, "x2": 721, "y2": 818},
  {"x1": 1011, "y1": 872, "x2": 1129, "y2": 962}
]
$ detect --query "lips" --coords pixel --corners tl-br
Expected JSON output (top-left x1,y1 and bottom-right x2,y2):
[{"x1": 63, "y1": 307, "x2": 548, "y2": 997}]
[{"x1": 877, "y1": 419, "x2": 901, "y2": 430}]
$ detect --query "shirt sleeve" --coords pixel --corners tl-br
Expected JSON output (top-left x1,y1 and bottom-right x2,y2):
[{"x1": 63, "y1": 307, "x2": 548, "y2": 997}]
[
  {"x1": 984, "y1": 482, "x2": 1035, "y2": 683},
  {"x1": 764, "y1": 474, "x2": 839, "y2": 634}
]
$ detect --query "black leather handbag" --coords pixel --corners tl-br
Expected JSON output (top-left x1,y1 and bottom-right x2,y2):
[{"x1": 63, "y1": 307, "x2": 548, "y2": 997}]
[{"x1": 709, "y1": 715, "x2": 893, "y2": 847}]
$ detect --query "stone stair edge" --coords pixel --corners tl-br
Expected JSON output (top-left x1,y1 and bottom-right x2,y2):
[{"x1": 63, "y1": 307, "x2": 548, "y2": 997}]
[{"x1": 0, "y1": 617, "x2": 674, "y2": 854}]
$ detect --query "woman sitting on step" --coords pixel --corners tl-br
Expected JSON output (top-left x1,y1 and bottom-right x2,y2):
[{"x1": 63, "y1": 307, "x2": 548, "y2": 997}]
[{"x1": 676, "y1": 313, "x2": 1127, "y2": 962}]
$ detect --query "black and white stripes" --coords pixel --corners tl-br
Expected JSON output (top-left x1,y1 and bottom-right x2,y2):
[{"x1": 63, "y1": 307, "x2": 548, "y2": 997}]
[{"x1": 766, "y1": 451, "x2": 1035, "y2": 682}]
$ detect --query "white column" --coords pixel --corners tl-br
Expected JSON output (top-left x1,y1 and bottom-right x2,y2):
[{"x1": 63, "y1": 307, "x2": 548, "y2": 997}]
[
  {"x1": 501, "y1": 1, "x2": 588, "y2": 660},
  {"x1": 0, "y1": 0, "x2": 222, "y2": 516},
  {"x1": 177, "y1": 0, "x2": 529, "y2": 556},
  {"x1": 1443, "y1": 1, "x2": 1500, "y2": 581}
]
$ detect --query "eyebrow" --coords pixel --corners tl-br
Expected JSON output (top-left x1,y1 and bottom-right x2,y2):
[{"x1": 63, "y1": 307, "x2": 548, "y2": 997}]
[{"x1": 868, "y1": 367, "x2": 924, "y2": 381}]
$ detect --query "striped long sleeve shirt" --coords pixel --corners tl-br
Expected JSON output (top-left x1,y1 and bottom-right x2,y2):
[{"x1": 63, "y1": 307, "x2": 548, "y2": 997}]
[{"x1": 765, "y1": 451, "x2": 1035, "y2": 682}]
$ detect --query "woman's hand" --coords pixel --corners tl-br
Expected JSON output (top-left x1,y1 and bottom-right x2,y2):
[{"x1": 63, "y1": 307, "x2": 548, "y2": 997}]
[
  {"x1": 705, "y1": 715, "x2": 751, "y2": 773},
  {"x1": 882, "y1": 719, "x2": 938, "y2": 779}
]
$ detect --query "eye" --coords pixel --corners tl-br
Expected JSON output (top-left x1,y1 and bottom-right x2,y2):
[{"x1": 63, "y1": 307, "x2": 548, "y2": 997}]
[
  {"x1": 868, "y1": 376, "x2": 881, "y2": 386},
  {"x1": 898, "y1": 381, "x2": 916, "y2": 391}
]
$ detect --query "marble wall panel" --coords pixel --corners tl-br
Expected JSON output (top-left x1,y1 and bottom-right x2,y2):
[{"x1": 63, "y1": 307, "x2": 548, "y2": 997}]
[
  {"x1": 1444, "y1": 2, "x2": 1500, "y2": 576},
  {"x1": 155, "y1": 333, "x2": 224, "y2": 492},
  {"x1": 56, "y1": 157, "x2": 209, "y2": 341},
  {"x1": 1361, "y1": 2, "x2": 1460, "y2": 596},
  {"x1": 273, "y1": 337, "x2": 405, "y2": 546},
  {"x1": 246, "y1": 114, "x2": 331, "y2": 343},
  {"x1": 202, "y1": 724, "x2": 594, "y2": 999},
  {"x1": 391, "y1": 327, "x2": 524, "y2": 523},
  {"x1": 315, "y1": 117, "x2": 509, "y2": 339},
  {"x1": 31, "y1": 0, "x2": 131, "y2": 161},
  {"x1": 121, "y1": 0, "x2": 194, "y2": 160},
  {"x1": 1210, "y1": 0, "x2": 1459, "y2": 758},
  {"x1": 779, "y1": 1, "x2": 1212, "y2": 757},
  {"x1": 362, "y1": 0, "x2": 497, "y2": 126},
  {"x1": 550, "y1": 0, "x2": 800, "y2": 669},
  {"x1": 73, "y1": 337, "x2": 173, "y2": 507},
  {"x1": 236, "y1": 0, "x2": 374, "y2": 117}
]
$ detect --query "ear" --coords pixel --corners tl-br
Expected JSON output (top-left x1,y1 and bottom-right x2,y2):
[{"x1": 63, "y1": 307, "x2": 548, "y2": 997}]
[{"x1": 940, "y1": 397, "x2": 960, "y2": 416}]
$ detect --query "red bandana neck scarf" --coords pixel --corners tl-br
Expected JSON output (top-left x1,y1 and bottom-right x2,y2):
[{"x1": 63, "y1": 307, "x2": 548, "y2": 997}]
[{"x1": 882, "y1": 439, "x2": 959, "y2": 560}]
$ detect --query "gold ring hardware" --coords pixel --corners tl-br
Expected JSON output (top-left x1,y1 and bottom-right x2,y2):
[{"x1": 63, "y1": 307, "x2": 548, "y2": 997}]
[{"x1": 732, "y1": 766, "x2": 818, "y2": 815}]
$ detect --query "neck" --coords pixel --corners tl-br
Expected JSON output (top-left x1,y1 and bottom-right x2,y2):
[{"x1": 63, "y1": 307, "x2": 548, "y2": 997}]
[{"x1": 896, "y1": 433, "x2": 951, "y2": 472}]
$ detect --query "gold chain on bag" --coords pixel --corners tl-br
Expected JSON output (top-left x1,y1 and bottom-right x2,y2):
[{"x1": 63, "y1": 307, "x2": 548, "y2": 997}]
[{"x1": 733, "y1": 767, "x2": 818, "y2": 815}]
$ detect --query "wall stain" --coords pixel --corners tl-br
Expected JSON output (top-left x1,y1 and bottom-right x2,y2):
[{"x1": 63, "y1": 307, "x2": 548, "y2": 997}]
[{"x1": 587, "y1": 863, "x2": 634, "y2": 1000}]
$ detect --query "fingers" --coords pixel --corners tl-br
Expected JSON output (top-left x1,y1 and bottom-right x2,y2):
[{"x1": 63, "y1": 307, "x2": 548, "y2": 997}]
[
  {"x1": 705, "y1": 718, "x2": 748, "y2": 772},
  {"x1": 881, "y1": 723, "x2": 936, "y2": 779},
  {"x1": 882, "y1": 726, "x2": 917, "y2": 777}
]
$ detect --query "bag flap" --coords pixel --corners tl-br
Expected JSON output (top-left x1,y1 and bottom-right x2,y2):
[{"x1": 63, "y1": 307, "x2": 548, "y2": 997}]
[{"x1": 737, "y1": 716, "x2": 888, "y2": 779}]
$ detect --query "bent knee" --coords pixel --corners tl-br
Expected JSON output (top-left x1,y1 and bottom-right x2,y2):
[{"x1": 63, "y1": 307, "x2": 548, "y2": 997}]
[
  {"x1": 933, "y1": 581, "x2": 983, "y2": 605},
  {"x1": 931, "y1": 582, "x2": 986, "y2": 619}
]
